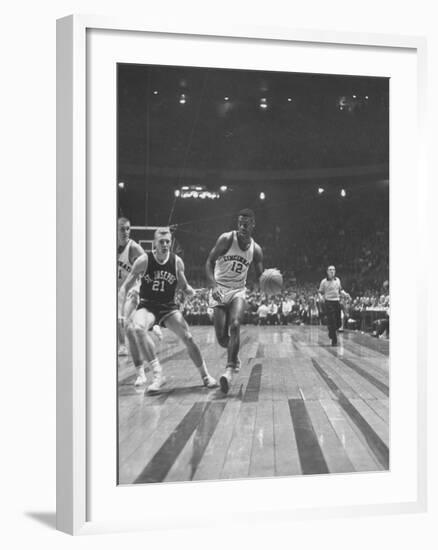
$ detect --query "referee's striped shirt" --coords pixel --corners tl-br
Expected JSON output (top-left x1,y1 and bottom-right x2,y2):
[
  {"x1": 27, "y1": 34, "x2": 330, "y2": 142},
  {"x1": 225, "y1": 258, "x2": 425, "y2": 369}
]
[{"x1": 318, "y1": 277, "x2": 342, "y2": 301}]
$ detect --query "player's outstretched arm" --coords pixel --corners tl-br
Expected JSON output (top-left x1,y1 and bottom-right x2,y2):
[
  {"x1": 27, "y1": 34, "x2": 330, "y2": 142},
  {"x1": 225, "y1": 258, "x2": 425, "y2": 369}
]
[
  {"x1": 118, "y1": 254, "x2": 148, "y2": 317},
  {"x1": 253, "y1": 243, "x2": 264, "y2": 282},
  {"x1": 175, "y1": 256, "x2": 195, "y2": 297}
]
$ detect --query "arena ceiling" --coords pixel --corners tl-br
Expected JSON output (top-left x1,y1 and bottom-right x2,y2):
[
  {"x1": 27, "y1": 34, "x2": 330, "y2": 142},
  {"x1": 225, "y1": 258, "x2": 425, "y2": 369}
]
[{"x1": 117, "y1": 63, "x2": 389, "y2": 187}]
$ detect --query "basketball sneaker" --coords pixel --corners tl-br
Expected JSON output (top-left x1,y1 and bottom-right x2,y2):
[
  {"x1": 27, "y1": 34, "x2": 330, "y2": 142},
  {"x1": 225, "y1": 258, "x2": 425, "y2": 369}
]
[
  {"x1": 202, "y1": 374, "x2": 219, "y2": 388},
  {"x1": 147, "y1": 371, "x2": 166, "y2": 393},
  {"x1": 219, "y1": 367, "x2": 233, "y2": 394},
  {"x1": 134, "y1": 367, "x2": 147, "y2": 386},
  {"x1": 118, "y1": 344, "x2": 128, "y2": 356}
]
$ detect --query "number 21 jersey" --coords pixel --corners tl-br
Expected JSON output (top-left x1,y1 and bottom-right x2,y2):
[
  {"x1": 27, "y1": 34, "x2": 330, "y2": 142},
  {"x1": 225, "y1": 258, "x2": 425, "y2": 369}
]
[
  {"x1": 139, "y1": 251, "x2": 178, "y2": 306},
  {"x1": 214, "y1": 231, "x2": 254, "y2": 289}
]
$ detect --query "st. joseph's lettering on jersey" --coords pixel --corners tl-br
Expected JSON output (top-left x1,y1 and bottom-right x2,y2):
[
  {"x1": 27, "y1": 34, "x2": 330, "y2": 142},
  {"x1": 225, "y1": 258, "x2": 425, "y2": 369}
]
[{"x1": 143, "y1": 270, "x2": 177, "y2": 285}]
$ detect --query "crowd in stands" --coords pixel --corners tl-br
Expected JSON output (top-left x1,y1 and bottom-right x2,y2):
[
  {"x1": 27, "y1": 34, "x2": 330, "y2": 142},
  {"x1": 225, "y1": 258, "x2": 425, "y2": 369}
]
[
  {"x1": 177, "y1": 280, "x2": 389, "y2": 337},
  {"x1": 259, "y1": 201, "x2": 389, "y2": 294},
  {"x1": 179, "y1": 183, "x2": 389, "y2": 299},
  {"x1": 169, "y1": 182, "x2": 390, "y2": 336}
]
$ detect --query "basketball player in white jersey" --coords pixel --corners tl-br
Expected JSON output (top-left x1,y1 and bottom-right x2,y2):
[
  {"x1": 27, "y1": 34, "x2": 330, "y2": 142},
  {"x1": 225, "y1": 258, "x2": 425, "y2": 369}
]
[
  {"x1": 206, "y1": 209, "x2": 264, "y2": 393},
  {"x1": 119, "y1": 227, "x2": 218, "y2": 392},
  {"x1": 117, "y1": 217, "x2": 145, "y2": 356}
]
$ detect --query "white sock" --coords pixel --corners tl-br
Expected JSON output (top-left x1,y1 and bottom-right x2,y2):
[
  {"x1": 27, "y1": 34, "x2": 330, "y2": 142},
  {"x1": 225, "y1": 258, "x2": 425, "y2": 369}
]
[
  {"x1": 150, "y1": 358, "x2": 162, "y2": 374},
  {"x1": 135, "y1": 364, "x2": 144, "y2": 375}
]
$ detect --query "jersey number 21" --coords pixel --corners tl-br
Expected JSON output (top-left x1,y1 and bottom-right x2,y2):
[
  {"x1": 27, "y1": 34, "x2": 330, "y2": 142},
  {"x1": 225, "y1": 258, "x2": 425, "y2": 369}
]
[{"x1": 152, "y1": 280, "x2": 165, "y2": 292}]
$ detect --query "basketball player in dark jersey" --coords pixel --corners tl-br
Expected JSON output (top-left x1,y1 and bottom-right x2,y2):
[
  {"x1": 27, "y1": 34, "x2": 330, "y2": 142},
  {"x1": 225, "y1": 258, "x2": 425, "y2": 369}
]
[
  {"x1": 119, "y1": 227, "x2": 217, "y2": 392},
  {"x1": 206, "y1": 209, "x2": 264, "y2": 393}
]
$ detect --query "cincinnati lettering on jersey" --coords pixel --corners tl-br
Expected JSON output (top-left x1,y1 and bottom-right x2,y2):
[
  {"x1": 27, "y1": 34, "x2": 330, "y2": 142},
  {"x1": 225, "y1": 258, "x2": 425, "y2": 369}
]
[
  {"x1": 143, "y1": 270, "x2": 177, "y2": 285},
  {"x1": 221, "y1": 254, "x2": 250, "y2": 266},
  {"x1": 118, "y1": 260, "x2": 132, "y2": 273}
]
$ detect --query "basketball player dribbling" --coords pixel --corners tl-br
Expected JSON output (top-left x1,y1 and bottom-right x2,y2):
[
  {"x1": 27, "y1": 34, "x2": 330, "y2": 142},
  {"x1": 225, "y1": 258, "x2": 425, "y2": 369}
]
[
  {"x1": 119, "y1": 227, "x2": 218, "y2": 392},
  {"x1": 206, "y1": 209, "x2": 264, "y2": 394},
  {"x1": 117, "y1": 217, "x2": 145, "y2": 356}
]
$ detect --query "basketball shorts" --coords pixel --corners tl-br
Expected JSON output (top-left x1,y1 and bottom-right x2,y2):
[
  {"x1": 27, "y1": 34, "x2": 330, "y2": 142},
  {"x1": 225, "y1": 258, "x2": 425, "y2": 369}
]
[
  {"x1": 137, "y1": 299, "x2": 179, "y2": 326},
  {"x1": 209, "y1": 285, "x2": 246, "y2": 308}
]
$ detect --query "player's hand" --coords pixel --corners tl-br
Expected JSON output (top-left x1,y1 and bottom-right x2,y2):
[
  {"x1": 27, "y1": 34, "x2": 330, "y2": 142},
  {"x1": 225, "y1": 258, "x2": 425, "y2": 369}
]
[
  {"x1": 185, "y1": 285, "x2": 196, "y2": 298},
  {"x1": 211, "y1": 286, "x2": 224, "y2": 302}
]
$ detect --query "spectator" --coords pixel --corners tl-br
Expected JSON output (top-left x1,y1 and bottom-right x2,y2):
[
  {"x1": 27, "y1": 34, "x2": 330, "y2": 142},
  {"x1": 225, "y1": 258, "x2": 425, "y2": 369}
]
[
  {"x1": 267, "y1": 300, "x2": 279, "y2": 325},
  {"x1": 257, "y1": 301, "x2": 269, "y2": 325},
  {"x1": 280, "y1": 295, "x2": 294, "y2": 325}
]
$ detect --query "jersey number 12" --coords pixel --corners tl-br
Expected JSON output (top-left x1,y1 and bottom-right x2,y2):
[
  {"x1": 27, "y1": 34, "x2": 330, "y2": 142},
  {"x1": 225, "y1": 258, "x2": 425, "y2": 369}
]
[{"x1": 231, "y1": 261, "x2": 243, "y2": 274}]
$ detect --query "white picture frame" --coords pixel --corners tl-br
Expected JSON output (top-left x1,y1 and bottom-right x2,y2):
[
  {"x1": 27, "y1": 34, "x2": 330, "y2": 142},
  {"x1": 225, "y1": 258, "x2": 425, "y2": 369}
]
[{"x1": 56, "y1": 15, "x2": 428, "y2": 535}]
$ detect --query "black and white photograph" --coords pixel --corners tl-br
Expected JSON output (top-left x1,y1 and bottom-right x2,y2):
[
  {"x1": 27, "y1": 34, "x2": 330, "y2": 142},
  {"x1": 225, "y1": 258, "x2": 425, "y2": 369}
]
[{"x1": 116, "y1": 63, "x2": 389, "y2": 485}]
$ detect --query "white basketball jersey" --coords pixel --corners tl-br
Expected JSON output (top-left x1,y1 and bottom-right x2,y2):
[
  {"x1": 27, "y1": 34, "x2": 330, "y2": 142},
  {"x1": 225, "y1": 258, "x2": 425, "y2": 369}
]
[
  {"x1": 214, "y1": 231, "x2": 254, "y2": 289},
  {"x1": 118, "y1": 239, "x2": 137, "y2": 289}
]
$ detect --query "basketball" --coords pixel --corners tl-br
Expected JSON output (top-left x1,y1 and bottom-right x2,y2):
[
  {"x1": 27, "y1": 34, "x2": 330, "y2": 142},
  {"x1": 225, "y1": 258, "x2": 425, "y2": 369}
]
[{"x1": 260, "y1": 268, "x2": 283, "y2": 296}]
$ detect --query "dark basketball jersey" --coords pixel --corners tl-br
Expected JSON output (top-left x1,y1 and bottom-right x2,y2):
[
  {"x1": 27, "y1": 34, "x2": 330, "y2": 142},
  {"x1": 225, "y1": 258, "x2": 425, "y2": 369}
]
[{"x1": 139, "y1": 251, "x2": 178, "y2": 306}]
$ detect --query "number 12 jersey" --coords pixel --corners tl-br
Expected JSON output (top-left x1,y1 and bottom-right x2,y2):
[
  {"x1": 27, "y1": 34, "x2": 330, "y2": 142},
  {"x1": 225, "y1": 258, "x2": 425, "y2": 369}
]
[{"x1": 214, "y1": 231, "x2": 254, "y2": 290}]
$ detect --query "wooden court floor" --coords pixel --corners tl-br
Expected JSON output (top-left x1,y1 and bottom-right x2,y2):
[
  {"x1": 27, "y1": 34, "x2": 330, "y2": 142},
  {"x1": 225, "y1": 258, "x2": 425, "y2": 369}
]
[{"x1": 117, "y1": 325, "x2": 389, "y2": 484}]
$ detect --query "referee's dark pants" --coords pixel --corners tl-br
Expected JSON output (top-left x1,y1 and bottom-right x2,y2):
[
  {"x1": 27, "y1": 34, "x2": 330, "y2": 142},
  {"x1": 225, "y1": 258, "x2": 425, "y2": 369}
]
[{"x1": 325, "y1": 300, "x2": 341, "y2": 343}]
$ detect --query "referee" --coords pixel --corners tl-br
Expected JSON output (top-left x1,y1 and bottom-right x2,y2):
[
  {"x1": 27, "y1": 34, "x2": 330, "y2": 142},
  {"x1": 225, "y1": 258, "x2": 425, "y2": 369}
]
[{"x1": 318, "y1": 265, "x2": 351, "y2": 346}]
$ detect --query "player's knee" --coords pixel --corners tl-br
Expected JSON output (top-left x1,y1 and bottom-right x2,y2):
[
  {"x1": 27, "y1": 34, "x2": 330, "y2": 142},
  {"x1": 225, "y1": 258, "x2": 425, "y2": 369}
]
[{"x1": 229, "y1": 318, "x2": 241, "y2": 333}]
